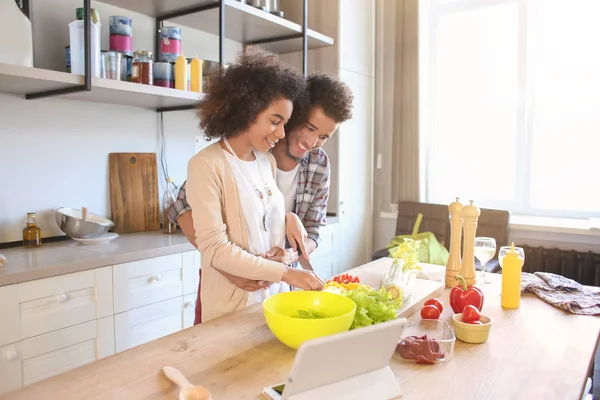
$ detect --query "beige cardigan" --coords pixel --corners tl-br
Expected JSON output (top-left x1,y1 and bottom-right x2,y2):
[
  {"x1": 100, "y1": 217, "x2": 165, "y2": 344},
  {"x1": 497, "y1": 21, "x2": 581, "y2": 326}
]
[{"x1": 186, "y1": 142, "x2": 285, "y2": 322}]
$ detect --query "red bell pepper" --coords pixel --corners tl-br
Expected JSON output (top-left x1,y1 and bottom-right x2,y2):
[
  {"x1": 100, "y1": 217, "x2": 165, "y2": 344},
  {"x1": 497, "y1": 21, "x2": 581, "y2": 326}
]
[{"x1": 449, "y1": 275, "x2": 484, "y2": 314}]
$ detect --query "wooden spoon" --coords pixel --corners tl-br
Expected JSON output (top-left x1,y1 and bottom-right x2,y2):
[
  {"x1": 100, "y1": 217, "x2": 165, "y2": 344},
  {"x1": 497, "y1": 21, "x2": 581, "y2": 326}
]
[
  {"x1": 81, "y1": 206, "x2": 88, "y2": 221},
  {"x1": 162, "y1": 366, "x2": 212, "y2": 400}
]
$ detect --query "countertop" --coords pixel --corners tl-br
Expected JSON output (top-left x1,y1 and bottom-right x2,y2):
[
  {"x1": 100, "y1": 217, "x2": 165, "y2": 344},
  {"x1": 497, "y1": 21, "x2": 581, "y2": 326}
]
[
  {"x1": 0, "y1": 231, "x2": 195, "y2": 287},
  {"x1": 4, "y1": 258, "x2": 598, "y2": 400},
  {"x1": 0, "y1": 258, "x2": 445, "y2": 400}
]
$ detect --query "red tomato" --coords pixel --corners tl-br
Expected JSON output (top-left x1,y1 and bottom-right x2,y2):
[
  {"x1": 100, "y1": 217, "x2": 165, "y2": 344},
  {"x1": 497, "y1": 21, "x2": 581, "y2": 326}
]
[
  {"x1": 462, "y1": 305, "x2": 481, "y2": 323},
  {"x1": 424, "y1": 298, "x2": 443, "y2": 313},
  {"x1": 420, "y1": 305, "x2": 441, "y2": 320}
]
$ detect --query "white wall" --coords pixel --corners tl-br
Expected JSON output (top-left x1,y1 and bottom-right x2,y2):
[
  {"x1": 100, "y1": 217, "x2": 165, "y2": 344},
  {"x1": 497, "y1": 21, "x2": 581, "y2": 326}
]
[{"x1": 0, "y1": 0, "x2": 242, "y2": 242}]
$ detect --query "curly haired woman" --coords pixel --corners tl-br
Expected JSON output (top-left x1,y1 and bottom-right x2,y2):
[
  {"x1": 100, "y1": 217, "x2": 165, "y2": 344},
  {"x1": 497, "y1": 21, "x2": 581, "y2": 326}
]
[{"x1": 187, "y1": 47, "x2": 325, "y2": 322}]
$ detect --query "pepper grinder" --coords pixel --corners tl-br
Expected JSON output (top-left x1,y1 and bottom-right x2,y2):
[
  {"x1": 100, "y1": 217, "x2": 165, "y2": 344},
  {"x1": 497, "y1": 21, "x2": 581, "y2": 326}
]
[
  {"x1": 445, "y1": 197, "x2": 463, "y2": 288},
  {"x1": 459, "y1": 200, "x2": 480, "y2": 286}
]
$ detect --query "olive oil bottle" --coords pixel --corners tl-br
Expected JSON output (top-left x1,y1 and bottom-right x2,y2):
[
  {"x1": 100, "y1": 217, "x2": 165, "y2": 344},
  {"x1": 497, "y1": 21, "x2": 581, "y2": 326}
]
[{"x1": 23, "y1": 212, "x2": 42, "y2": 248}]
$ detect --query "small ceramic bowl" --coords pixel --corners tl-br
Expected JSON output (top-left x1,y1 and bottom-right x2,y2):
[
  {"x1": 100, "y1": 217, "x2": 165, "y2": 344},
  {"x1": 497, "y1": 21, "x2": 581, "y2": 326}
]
[{"x1": 452, "y1": 313, "x2": 493, "y2": 344}]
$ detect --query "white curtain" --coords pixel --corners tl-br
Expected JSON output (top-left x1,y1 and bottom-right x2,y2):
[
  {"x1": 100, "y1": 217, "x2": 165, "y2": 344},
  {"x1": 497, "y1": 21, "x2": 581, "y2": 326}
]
[{"x1": 375, "y1": 0, "x2": 420, "y2": 208}]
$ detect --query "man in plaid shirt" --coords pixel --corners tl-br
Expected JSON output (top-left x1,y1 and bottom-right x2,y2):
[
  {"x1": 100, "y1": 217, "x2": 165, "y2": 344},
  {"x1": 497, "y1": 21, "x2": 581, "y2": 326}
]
[{"x1": 168, "y1": 73, "x2": 353, "y2": 294}]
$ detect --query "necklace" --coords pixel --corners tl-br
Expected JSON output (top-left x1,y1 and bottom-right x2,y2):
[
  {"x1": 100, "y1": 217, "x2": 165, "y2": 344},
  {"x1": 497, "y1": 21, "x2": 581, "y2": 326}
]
[{"x1": 223, "y1": 138, "x2": 273, "y2": 231}]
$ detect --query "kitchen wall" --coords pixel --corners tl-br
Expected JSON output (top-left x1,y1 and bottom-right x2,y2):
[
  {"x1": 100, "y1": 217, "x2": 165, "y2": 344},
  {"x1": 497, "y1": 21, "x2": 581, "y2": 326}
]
[{"x1": 0, "y1": 0, "x2": 241, "y2": 243}]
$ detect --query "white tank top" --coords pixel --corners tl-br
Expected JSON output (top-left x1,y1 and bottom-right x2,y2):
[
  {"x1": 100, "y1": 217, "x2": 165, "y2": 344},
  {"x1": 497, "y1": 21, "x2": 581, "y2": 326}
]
[{"x1": 223, "y1": 149, "x2": 290, "y2": 306}]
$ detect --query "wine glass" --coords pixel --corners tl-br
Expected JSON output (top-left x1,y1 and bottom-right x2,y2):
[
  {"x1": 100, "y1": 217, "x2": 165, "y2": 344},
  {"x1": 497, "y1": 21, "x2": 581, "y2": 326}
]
[
  {"x1": 474, "y1": 237, "x2": 497, "y2": 284},
  {"x1": 498, "y1": 246, "x2": 525, "y2": 269}
]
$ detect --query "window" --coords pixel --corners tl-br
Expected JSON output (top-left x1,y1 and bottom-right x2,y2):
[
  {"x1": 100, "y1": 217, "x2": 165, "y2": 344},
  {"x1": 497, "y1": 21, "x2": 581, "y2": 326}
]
[{"x1": 421, "y1": 0, "x2": 600, "y2": 218}]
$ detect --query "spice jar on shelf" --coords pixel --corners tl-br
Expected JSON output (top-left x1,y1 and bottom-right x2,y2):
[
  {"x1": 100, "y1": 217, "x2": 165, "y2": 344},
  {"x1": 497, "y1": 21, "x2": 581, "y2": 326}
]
[
  {"x1": 132, "y1": 50, "x2": 153, "y2": 85},
  {"x1": 23, "y1": 212, "x2": 42, "y2": 248}
]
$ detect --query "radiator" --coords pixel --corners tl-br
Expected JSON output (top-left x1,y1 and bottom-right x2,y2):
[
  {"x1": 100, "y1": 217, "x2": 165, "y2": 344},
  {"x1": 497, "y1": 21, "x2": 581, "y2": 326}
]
[{"x1": 522, "y1": 245, "x2": 600, "y2": 287}]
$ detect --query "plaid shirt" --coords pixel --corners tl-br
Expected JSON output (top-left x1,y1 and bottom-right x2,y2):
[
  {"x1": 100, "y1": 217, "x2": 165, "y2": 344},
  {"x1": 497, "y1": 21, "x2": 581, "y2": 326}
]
[{"x1": 167, "y1": 147, "x2": 330, "y2": 245}]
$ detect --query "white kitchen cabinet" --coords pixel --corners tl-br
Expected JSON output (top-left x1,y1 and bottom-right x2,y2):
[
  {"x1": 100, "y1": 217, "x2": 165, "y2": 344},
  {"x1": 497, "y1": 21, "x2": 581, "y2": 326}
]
[
  {"x1": 114, "y1": 296, "x2": 187, "y2": 352},
  {"x1": 0, "y1": 342, "x2": 21, "y2": 394},
  {"x1": 182, "y1": 250, "x2": 201, "y2": 295},
  {"x1": 309, "y1": 224, "x2": 338, "y2": 280},
  {"x1": 0, "y1": 284, "x2": 19, "y2": 347},
  {"x1": 18, "y1": 267, "x2": 112, "y2": 340},
  {"x1": 0, "y1": 317, "x2": 114, "y2": 394},
  {"x1": 113, "y1": 253, "x2": 185, "y2": 314}
]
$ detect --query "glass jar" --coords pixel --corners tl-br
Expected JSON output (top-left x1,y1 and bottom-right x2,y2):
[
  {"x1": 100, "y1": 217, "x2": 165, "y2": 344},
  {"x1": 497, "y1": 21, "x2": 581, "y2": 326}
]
[
  {"x1": 23, "y1": 212, "x2": 42, "y2": 248},
  {"x1": 132, "y1": 50, "x2": 153, "y2": 85}
]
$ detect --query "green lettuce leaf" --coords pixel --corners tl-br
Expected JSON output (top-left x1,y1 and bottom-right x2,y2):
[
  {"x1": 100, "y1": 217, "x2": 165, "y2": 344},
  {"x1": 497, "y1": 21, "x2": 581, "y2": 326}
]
[{"x1": 344, "y1": 286, "x2": 403, "y2": 329}]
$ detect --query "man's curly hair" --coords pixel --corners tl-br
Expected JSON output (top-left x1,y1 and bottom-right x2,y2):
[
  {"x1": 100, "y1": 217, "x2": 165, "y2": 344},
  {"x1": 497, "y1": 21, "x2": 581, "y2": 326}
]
[
  {"x1": 287, "y1": 73, "x2": 354, "y2": 132},
  {"x1": 198, "y1": 46, "x2": 307, "y2": 139}
]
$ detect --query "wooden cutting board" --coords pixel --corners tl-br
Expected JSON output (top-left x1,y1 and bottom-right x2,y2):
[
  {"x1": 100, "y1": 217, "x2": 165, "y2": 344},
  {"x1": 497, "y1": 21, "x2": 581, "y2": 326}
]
[{"x1": 109, "y1": 153, "x2": 160, "y2": 233}]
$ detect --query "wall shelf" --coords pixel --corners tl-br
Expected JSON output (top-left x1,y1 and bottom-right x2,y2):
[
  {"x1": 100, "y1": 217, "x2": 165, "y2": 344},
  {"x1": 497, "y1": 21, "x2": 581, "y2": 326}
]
[
  {"x1": 100, "y1": 0, "x2": 333, "y2": 53},
  {"x1": 0, "y1": 63, "x2": 202, "y2": 110}
]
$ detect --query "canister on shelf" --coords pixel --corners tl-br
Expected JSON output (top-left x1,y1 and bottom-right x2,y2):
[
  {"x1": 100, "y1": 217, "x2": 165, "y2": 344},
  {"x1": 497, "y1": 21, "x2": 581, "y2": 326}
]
[
  {"x1": 186, "y1": 57, "x2": 193, "y2": 91},
  {"x1": 154, "y1": 62, "x2": 173, "y2": 88},
  {"x1": 249, "y1": 0, "x2": 269, "y2": 12},
  {"x1": 132, "y1": 50, "x2": 153, "y2": 85},
  {"x1": 109, "y1": 16, "x2": 132, "y2": 56},
  {"x1": 65, "y1": 46, "x2": 71, "y2": 73},
  {"x1": 101, "y1": 50, "x2": 123, "y2": 80},
  {"x1": 159, "y1": 26, "x2": 182, "y2": 63},
  {"x1": 270, "y1": 0, "x2": 284, "y2": 17},
  {"x1": 69, "y1": 19, "x2": 101, "y2": 77},
  {"x1": 121, "y1": 54, "x2": 133, "y2": 81}
]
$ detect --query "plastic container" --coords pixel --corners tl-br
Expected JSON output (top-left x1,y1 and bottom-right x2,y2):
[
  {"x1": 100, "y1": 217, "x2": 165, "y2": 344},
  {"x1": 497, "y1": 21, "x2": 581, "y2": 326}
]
[
  {"x1": 175, "y1": 54, "x2": 187, "y2": 90},
  {"x1": 109, "y1": 16, "x2": 132, "y2": 56},
  {"x1": 121, "y1": 54, "x2": 133, "y2": 82},
  {"x1": 159, "y1": 27, "x2": 182, "y2": 63},
  {"x1": 101, "y1": 51, "x2": 122, "y2": 80},
  {"x1": 154, "y1": 62, "x2": 173, "y2": 88},
  {"x1": 190, "y1": 56, "x2": 202, "y2": 92},
  {"x1": 393, "y1": 320, "x2": 455, "y2": 364},
  {"x1": 69, "y1": 20, "x2": 101, "y2": 77}
]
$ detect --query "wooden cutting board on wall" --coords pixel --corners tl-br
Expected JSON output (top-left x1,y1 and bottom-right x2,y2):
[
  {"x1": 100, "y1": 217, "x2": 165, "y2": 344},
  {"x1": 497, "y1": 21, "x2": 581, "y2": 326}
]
[{"x1": 109, "y1": 153, "x2": 160, "y2": 233}]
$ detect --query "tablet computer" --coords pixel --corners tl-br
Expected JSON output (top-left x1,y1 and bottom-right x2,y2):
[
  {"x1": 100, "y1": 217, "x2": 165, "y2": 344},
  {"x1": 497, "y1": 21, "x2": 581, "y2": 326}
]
[{"x1": 263, "y1": 318, "x2": 407, "y2": 400}]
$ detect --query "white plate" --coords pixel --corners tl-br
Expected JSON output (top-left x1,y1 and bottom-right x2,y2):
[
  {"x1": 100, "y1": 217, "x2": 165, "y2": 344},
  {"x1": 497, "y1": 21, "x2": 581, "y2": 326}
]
[{"x1": 72, "y1": 233, "x2": 119, "y2": 245}]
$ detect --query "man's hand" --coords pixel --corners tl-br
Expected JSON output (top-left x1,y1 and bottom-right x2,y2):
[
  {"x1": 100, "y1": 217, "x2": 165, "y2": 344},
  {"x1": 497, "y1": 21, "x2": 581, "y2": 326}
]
[
  {"x1": 219, "y1": 270, "x2": 271, "y2": 292},
  {"x1": 264, "y1": 246, "x2": 299, "y2": 265},
  {"x1": 281, "y1": 267, "x2": 325, "y2": 291},
  {"x1": 285, "y1": 212, "x2": 309, "y2": 260}
]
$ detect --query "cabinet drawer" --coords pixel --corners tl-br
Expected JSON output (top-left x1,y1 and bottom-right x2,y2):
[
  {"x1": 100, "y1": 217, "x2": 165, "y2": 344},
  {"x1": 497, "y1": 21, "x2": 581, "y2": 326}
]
[
  {"x1": 114, "y1": 297, "x2": 185, "y2": 352},
  {"x1": 0, "y1": 285, "x2": 19, "y2": 347},
  {"x1": 18, "y1": 267, "x2": 113, "y2": 340},
  {"x1": 0, "y1": 317, "x2": 115, "y2": 394},
  {"x1": 183, "y1": 293, "x2": 197, "y2": 329},
  {"x1": 113, "y1": 254, "x2": 184, "y2": 313},
  {"x1": 182, "y1": 251, "x2": 201, "y2": 295}
]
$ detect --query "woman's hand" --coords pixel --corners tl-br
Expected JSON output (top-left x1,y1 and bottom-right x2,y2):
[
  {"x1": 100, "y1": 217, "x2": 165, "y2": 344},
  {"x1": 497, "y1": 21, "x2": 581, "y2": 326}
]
[
  {"x1": 282, "y1": 267, "x2": 325, "y2": 291},
  {"x1": 285, "y1": 212, "x2": 309, "y2": 260},
  {"x1": 264, "y1": 246, "x2": 299, "y2": 265},
  {"x1": 219, "y1": 270, "x2": 271, "y2": 292}
]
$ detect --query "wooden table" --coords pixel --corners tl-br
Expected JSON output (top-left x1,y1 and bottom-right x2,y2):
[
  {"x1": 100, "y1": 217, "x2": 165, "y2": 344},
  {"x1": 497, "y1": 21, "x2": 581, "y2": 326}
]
[{"x1": 2, "y1": 259, "x2": 599, "y2": 400}]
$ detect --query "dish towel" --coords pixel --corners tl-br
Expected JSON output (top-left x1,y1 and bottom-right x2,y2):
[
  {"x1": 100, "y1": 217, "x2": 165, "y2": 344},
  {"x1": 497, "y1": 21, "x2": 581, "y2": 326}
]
[{"x1": 521, "y1": 272, "x2": 600, "y2": 315}]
